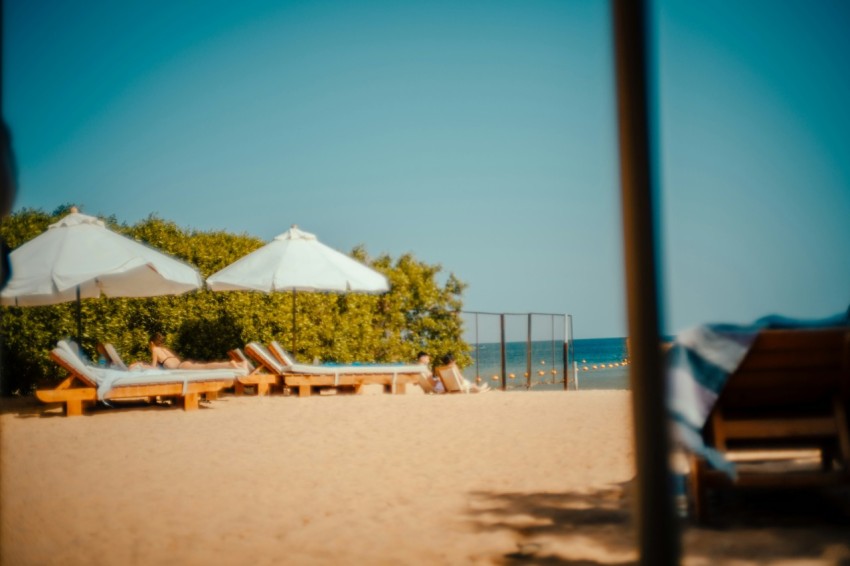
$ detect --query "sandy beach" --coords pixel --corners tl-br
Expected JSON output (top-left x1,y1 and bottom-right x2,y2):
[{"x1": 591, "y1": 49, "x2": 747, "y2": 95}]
[{"x1": 2, "y1": 389, "x2": 849, "y2": 565}]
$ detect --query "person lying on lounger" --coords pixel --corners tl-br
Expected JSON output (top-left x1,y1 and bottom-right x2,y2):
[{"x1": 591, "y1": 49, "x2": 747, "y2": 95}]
[{"x1": 131, "y1": 333, "x2": 247, "y2": 370}]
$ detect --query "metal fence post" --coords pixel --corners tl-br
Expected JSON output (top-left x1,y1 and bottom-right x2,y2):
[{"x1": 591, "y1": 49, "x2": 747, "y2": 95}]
[
  {"x1": 526, "y1": 313, "x2": 532, "y2": 390},
  {"x1": 474, "y1": 312, "x2": 479, "y2": 383},
  {"x1": 499, "y1": 313, "x2": 507, "y2": 391},
  {"x1": 551, "y1": 315, "x2": 556, "y2": 385},
  {"x1": 563, "y1": 315, "x2": 570, "y2": 390}
]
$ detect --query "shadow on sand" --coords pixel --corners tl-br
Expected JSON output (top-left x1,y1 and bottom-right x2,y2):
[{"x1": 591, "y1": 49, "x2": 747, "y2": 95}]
[
  {"x1": 468, "y1": 482, "x2": 850, "y2": 565},
  {"x1": 0, "y1": 394, "x2": 221, "y2": 418}
]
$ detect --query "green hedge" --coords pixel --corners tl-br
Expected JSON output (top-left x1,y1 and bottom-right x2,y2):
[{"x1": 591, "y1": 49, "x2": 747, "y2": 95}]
[{"x1": 0, "y1": 206, "x2": 470, "y2": 395}]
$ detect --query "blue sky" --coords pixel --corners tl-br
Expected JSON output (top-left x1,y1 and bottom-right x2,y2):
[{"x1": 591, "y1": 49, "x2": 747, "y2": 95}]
[{"x1": 5, "y1": 0, "x2": 849, "y2": 338}]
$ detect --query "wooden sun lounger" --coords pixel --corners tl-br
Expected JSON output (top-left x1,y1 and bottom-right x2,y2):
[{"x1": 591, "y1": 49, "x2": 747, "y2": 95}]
[
  {"x1": 688, "y1": 328, "x2": 850, "y2": 521},
  {"x1": 100, "y1": 342, "x2": 252, "y2": 401},
  {"x1": 265, "y1": 341, "x2": 422, "y2": 395},
  {"x1": 227, "y1": 348, "x2": 279, "y2": 396},
  {"x1": 282, "y1": 370, "x2": 422, "y2": 397},
  {"x1": 38, "y1": 348, "x2": 236, "y2": 416},
  {"x1": 245, "y1": 342, "x2": 426, "y2": 397}
]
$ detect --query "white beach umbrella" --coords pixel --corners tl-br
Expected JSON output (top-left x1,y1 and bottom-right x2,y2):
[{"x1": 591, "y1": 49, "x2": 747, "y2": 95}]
[
  {"x1": 207, "y1": 225, "x2": 389, "y2": 352},
  {"x1": 1, "y1": 208, "x2": 203, "y2": 341}
]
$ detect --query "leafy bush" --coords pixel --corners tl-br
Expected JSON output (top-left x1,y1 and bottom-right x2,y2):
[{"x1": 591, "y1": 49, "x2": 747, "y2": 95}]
[{"x1": 0, "y1": 207, "x2": 469, "y2": 395}]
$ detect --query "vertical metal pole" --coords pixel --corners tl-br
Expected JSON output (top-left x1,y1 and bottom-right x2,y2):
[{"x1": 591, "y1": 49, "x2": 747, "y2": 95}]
[
  {"x1": 526, "y1": 313, "x2": 532, "y2": 390},
  {"x1": 475, "y1": 313, "x2": 479, "y2": 382},
  {"x1": 291, "y1": 288, "x2": 297, "y2": 355},
  {"x1": 569, "y1": 314, "x2": 577, "y2": 390},
  {"x1": 499, "y1": 313, "x2": 507, "y2": 391},
  {"x1": 563, "y1": 315, "x2": 570, "y2": 390},
  {"x1": 550, "y1": 315, "x2": 556, "y2": 384},
  {"x1": 612, "y1": 1, "x2": 679, "y2": 563},
  {"x1": 76, "y1": 285, "x2": 82, "y2": 346}
]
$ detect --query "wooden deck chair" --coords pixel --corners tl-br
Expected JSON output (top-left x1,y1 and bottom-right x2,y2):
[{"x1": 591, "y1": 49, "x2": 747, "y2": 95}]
[
  {"x1": 435, "y1": 364, "x2": 472, "y2": 393},
  {"x1": 688, "y1": 328, "x2": 850, "y2": 521},
  {"x1": 228, "y1": 347, "x2": 278, "y2": 396},
  {"x1": 37, "y1": 341, "x2": 238, "y2": 416},
  {"x1": 418, "y1": 372, "x2": 438, "y2": 394}
]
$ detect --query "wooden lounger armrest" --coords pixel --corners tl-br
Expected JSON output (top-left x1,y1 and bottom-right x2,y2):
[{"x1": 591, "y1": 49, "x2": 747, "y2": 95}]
[{"x1": 36, "y1": 387, "x2": 97, "y2": 404}]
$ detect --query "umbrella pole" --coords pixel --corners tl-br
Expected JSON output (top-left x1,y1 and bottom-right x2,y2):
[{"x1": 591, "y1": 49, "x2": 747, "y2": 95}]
[
  {"x1": 292, "y1": 288, "x2": 297, "y2": 355},
  {"x1": 76, "y1": 285, "x2": 82, "y2": 346}
]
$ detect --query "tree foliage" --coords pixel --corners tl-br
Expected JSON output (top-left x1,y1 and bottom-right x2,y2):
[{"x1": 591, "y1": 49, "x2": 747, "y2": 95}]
[{"x1": 0, "y1": 208, "x2": 469, "y2": 395}]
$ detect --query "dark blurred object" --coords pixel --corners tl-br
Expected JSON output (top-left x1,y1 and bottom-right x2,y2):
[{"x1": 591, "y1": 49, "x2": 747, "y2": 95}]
[
  {"x1": 612, "y1": 0, "x2": 679, "y2": 564},
  {"x1": 0, "y1": 122, "x2": 15, "y2": 216},
  {"x1": 0, "y1": 241, "x2": 9, "y2": 289},
  {"x1": 0, "y1": 122, "x2": 16, "y2": 287}
]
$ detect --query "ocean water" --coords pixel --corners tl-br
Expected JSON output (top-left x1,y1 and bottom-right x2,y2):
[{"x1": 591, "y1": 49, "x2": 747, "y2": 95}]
[{"x1": 465, "y1": 338, "x2": 630, "y2": 391}]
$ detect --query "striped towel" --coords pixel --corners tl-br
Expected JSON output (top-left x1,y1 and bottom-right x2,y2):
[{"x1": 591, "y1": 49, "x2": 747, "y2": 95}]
[{"x1": 666, "y1": 308, "x2": 850, "y2": 478}]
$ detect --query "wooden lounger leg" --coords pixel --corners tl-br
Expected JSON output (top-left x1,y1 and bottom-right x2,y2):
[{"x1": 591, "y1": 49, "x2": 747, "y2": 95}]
[
  {"x1": 299, "y1": 385, "x2": 311, "y2": 397},
  {"x1": 688, "y1": 454, "x2": 708, "y2": 523},
  {"x1": 206, "y1": 391, "x2": 219, "y2": 401},
  {"x1": 834, "y1": 397, "x2": 850, "y2": 470},
  {"x1": 183, "y1": 393, "x2": 200, "y2": 411},
  {"x1": 234, "y1": 382, "x2": 246, "y2": 395},
  {"x1": 65, "y1": 399, "x2": 83, "y2": 417},
  {"x1": 257, "y1": 382, "x2": 269, "y2": 396},
  {"x1": 821, "y1": 445, "x2": 836, "y2": 471},
  {"x1": 396, "y1": 383, "x2": 406, "y2": 395}
]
